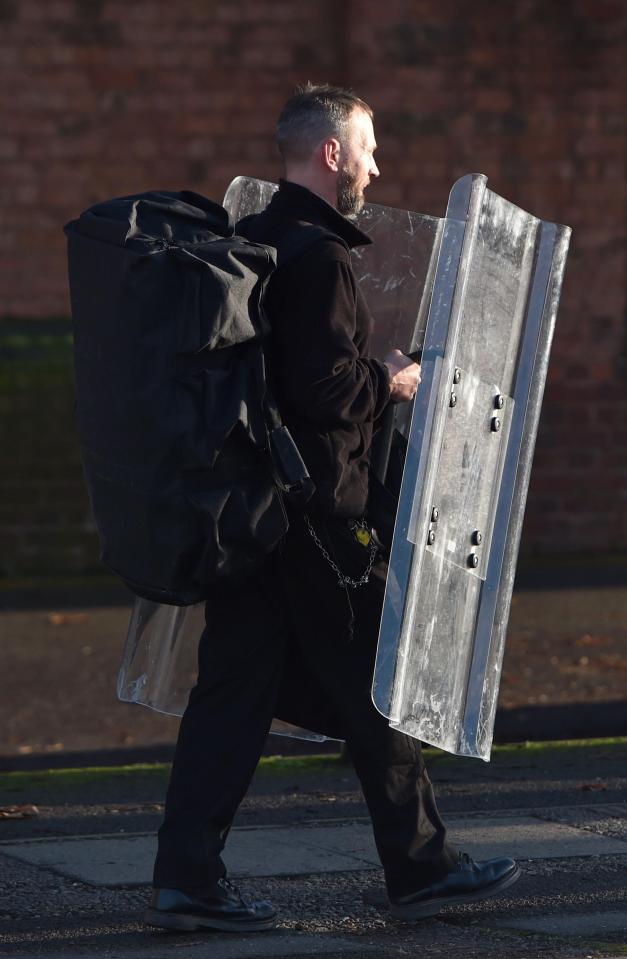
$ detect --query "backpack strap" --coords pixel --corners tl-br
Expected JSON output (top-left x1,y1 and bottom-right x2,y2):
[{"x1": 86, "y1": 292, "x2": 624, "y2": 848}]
[
  {"x1": 254, "y1": 222, "x2": 334, "y2": 505},
  {"x1": 254, "y1": 344, "x2": 313, "y2": 503},
  {"x1": 235, "y1": 216, "x2": 344, "y2": 507}
]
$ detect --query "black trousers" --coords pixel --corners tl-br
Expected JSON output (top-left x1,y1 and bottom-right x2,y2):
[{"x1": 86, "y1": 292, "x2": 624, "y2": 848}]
[{"x1": 154, "y1": 513, "x2": 457, "y2": 899}]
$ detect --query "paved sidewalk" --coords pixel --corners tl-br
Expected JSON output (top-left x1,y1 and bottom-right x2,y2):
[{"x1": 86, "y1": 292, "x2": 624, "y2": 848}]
[
  {"x1": 3, "y1": 813, "x2": 627, "y2": 886},
  {"x1": 0, "y1": 741, "x2": 626, "y2": 958}
]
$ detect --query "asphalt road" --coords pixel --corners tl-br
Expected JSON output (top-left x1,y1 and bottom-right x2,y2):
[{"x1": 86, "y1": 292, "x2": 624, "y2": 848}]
[{"x1": 0, "y1": 740, "x2": 625, "y2": 958}]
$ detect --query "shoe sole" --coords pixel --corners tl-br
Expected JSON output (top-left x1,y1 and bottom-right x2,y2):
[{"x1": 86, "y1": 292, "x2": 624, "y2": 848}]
[
  {"x1": 144, "y1": 907, "x2": 277, "y2": 933},
  {"x1": 390, "y1": 863, "x2": 522, "y2": 921}
]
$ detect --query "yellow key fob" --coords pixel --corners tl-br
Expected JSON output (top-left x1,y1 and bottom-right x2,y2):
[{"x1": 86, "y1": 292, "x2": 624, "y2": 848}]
[{"x1": 356, "y1": 528, "x2": 371, "y2": 547}]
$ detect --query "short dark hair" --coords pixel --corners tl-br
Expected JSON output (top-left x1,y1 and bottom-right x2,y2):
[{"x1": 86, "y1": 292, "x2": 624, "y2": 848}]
[{"x1": 276, "y1": 82, "x2": 373, "y2": 163}]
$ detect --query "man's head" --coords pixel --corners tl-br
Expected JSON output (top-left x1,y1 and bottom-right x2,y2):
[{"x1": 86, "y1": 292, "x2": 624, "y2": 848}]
[{"x1": 276, "y1": 83, "x2": 379, "y2": 216}]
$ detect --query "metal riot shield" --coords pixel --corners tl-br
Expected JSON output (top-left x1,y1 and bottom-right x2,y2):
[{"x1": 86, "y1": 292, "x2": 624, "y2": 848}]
[
  {"x1": 117, "y1": 177, "x2": 444, "y2": 735},
  {"x1": 373, "y1": 174, "x2": 571, "y2": 760}
]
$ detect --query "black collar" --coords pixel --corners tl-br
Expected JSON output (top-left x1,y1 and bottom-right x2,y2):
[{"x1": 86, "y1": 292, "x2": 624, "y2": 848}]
[{"x1": 266, "y1": 180, "x2": 372, "y2": 250}]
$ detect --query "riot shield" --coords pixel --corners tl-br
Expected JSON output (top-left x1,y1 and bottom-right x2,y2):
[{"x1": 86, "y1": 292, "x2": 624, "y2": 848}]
[
  {"x1": 223, "y1": 177, "x2": 443, "y2": 363},
  {"x1": 118, "y1": 174, "x2": 571, "y2": 762},
  {"x1": 118, "y1": 179, "x2": 444, "y2": 732},
  {"x1": 372, "y1": 174, "x2": 571, "y2": 760},
  {"x1": 117, "y1": 599, "x2": 203, "y2": 714},
  {"x1": 116, "y1": 598, "x2": 330, "y2": 741}
]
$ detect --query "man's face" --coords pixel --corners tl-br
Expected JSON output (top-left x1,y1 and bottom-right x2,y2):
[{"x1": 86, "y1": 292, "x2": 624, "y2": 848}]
[{"x1": 336, "y1": 108, "x2": 379, "y2": 217}]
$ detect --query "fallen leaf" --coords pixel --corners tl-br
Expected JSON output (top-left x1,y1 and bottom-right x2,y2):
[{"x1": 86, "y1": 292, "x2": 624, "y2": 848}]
[
  {"x1": 575, "y1": 634, "x2": 613, "y2": 648},
  {"x1": 0, "y1": 805, "x2": 39, "y2": 820},
  {"x1": 577, "y1": 782, "x2": 606, "y2": 792},
  {"x1": 46, "y1": 612, "x2": 89, "y2": 626},
  {"x1": 597, "y1": 654, "x2": 627, "y2": 670}
]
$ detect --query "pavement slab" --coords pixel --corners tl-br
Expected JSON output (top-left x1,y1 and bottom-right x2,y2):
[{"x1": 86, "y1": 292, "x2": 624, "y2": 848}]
[
  {"x1": 532, "y1": 803, "x2": 627, "y2": 841},
  {"x1": 497, "y1": 908, "x2": 627, "y2": 936},
  {"x1": 4, "y1": 932, "x2": 385, "y2": 959},
  {"x1": 1, "y1": 815, "x2": 626, "y2": 887}
]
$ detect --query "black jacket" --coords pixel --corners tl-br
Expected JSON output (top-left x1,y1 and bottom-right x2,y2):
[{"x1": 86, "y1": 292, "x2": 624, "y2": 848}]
[{"x1": 239, "y1": 180, "x2": 391, "y2": 518}]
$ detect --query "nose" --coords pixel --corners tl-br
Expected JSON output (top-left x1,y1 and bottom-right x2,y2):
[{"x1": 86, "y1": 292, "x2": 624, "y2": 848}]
[{"x1": 370, "y1": 157, "x2": 380, "y2": 178}]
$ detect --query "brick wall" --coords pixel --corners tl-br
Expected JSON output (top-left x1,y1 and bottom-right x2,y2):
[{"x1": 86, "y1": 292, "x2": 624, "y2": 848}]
[
  {"x1": 0, "y1": 325, "x2": 96, "y2": 576},
  {"x1": 347, "y1": 0, "x2": 627, "y2": 553},
  {"x1": 0, "y1": 0, "x2": 625, "y2": 572}
]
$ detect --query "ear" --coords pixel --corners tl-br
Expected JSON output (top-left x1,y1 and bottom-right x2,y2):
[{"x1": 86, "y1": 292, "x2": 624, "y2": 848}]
[{"x1": 322, "y1": 137, "x2": 341, "y2": 173}]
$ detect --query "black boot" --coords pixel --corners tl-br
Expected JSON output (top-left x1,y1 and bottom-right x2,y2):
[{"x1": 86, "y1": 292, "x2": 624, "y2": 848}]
[
  {"x1": 389, "y1": 853, "x2": 521, "y2": 920},
  {"x1": 145, "y1": 878, "x2": 277, "y2": 932}
]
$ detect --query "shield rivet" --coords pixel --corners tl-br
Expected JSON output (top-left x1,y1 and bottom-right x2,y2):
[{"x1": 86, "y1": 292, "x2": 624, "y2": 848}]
[
  {"x1": 450, "y1": 393, "x2": 457, "y2": 407},
  {"x1": 453, "y1": 368, "x2": 461, "y2": 384},
  {"x1": 427, "y1": 529, "x2": 436, "y2": 545},
  {"x1": 495, "y1": 394, "x2": 505, "y2": 409},
  {"x1": 472, "y1": 530, "x2": 482, "y2": 545},
  {"x1": 468, "y1": 553, "x2": 479, "y2": 568},
  {"x1": 491, "y1": 416, "x2": 501, "y2": 432},
  {"x1": 431, "y1": 507, "x2": 439, "y2": 522}
]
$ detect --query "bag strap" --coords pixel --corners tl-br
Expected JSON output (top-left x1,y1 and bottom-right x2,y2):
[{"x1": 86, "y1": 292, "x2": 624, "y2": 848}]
[{"x1": 252, "y1": 222, "x2": 335, "y2": 504}]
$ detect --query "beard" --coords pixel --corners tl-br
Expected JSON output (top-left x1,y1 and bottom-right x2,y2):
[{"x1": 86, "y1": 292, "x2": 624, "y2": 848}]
[{"x1": 336, "y1": 165, "x2": 364, "y2": 218}]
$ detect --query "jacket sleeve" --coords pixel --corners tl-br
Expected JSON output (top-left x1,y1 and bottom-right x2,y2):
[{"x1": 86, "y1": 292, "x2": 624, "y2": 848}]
[{"x1": 271, "y1": 244, "x2": 391, "y2": 427}]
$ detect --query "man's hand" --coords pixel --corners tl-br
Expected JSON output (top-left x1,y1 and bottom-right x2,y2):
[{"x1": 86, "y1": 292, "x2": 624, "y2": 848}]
[{"x1": 383, "y1": 349, "x2": 421, "y2": 403}]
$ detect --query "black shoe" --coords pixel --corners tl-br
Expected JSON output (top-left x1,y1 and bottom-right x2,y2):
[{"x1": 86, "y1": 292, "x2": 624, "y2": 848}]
[
  {"x1": 144, "y1": 879, "x2": 277, "y2": 932},
  {"x1": 389, "y1": 853, "x2": 521, "y2": 920}
]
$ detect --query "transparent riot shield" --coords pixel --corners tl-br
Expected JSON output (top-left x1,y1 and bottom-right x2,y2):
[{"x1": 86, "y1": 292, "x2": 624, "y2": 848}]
[
  {"x1": 223, "y1": 176, "x2": 443, "y2": 362},
  {"x1": 117, "y1": 178, "x2": 444, "y2": 734},
  {"x1": 116, "y1": 599, "x2": 330, "y2": 741},
  {"x1": 373, "y1": 174, "x2": 571, "y2": 760},
  {"x1": 117, "y1": 600, "x2": 203, "y2": 714}
]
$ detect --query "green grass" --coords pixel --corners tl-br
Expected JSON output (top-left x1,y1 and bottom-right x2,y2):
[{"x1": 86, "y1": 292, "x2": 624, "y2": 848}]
[
  {"x1": 252, "y1": 753, "x2": 346, "y2": 776},
  {"x1": 1, "y1": 736, "x2": 625, "y2": 794},
  {"x1": 0, "y1": 762, "x2": 170, "y2": 790},
  {"x1": 0, "y1": 754, "x2": 343, "y2": 793},
  {"x1": 425, "y1": 736, "x2": 627, "y2": 767},
  {"x1": 491, "y1": 735, "x2": 627, "y2": 752}
]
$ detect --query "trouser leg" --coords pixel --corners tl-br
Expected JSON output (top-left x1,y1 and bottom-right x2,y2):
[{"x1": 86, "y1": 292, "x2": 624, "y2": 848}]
[
  {"x1": 279, "y1": 514, "x2": 458, "y2": 898},
  {"x1": 345, "y1": 701, "x2": 456, "y2": 898},
  {"x1": 153, "y1": 560, "x2": 287, "y2": 894}
]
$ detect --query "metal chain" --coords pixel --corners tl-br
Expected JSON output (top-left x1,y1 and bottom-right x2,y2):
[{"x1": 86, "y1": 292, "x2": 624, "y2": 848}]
[{"x1": 304, "y1": 514, "x2": 377, "y2": 588}]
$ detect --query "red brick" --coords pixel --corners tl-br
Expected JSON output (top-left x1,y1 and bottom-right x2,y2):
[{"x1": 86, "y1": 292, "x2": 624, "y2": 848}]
[{"x1": 0, "y1": 0, "x2": 625, "y2": 564}]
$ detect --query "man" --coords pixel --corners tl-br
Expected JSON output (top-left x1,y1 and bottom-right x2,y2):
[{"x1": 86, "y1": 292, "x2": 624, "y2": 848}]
[{"x1": 146, "y1": 84, "x2": 520, "y2": 932}]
